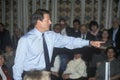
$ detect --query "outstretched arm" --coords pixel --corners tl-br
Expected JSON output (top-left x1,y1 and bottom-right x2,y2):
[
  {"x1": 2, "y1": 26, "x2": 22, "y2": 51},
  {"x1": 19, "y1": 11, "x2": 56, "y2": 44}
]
[{"x1": 90, "y1": 41, "x2": 105, "y2": 48}]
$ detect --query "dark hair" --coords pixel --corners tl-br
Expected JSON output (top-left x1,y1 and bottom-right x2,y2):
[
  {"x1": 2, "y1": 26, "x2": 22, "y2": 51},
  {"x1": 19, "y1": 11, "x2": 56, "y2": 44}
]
[
  {"x1": 59, "y1": 18, "x2": 65, "y2": 22},
  {"x1": 53, "y1": 24, "x2": 61, "y2": 30},
  {"x1": 73, "y1": 19, "x2": 80, "y2": 25},
  {"x1": 105, "y1": 46, "x2": 117, "y2": 55},
  {"x1": 31, "y1": 9, "x2": 50, "y2": 26},
  {"x1": 80, "y1": 24, "x2": 88, "y2": 28},
  {"x1": 89, "y1": 20, "x2": 99, "y2": 30},
  {"x1": 23, "y1": 70, "x2": 50, "y2": 80}
]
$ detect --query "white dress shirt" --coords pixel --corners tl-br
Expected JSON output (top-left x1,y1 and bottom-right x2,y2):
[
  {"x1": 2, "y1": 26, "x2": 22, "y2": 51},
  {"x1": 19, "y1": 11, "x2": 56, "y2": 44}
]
[
  {"x1": 13, "y1": 28, "x2": 89, "y2": 80},
  {"x1": 63, "y1": 58, "x2": 87, "y2": 79},
  {"x1": 61, "y1": 28, "x2": 67, "y2": 35}
]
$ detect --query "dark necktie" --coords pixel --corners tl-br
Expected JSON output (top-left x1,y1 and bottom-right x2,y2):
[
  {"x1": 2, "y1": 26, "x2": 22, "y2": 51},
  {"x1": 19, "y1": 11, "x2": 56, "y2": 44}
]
[{"x1": 42, "y1": 33, "x2": 51, "y2": 71}]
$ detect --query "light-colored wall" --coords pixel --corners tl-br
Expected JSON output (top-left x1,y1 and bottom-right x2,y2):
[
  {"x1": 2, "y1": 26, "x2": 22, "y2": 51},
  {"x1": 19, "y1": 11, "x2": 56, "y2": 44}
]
[{"x1": 0, "y1": 0, "x2": 120, "y2": 35}]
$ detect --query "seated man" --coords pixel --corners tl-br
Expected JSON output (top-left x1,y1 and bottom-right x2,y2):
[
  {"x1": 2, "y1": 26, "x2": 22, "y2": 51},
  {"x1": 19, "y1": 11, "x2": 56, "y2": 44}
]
[
  {"x1": 62, "y1": 49, "x2": 87, "y2": 80},
  {"x1": 89, "y1": 46, "x2": 120, "y2": 80},
  {"x1": 23, "y1": 70, "x2": 50, "y2": 80}
]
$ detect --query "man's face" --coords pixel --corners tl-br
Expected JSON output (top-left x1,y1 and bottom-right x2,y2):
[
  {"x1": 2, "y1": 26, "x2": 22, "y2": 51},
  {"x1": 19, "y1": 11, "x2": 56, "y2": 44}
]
[
  {"x1": 38, "y1": 14, "x2": 51, "y2": 32},
  {"x1": 59, "y1": 20, "x2": 66, "y2": 28},
  {"x1": 107, "y1": 49, "x2": 115, "y2": 59},
  {"x1": 73, "y1": 22, "x2": 80, "y2": 30},
  {"x1": 80, "y1": 26, "x2": 88, "y2": 34}
]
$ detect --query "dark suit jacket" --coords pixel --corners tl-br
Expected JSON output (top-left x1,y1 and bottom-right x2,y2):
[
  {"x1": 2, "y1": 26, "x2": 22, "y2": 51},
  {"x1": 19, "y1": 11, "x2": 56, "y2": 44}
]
[
  {"x1": 109, "y1": 26, "x2": 120, "y2": 50},
  {"x1": 65, "y1": 27, "x2": 74, "y2": 36},
  {"x1": 70, "y1": 28, "x2": 81, "y2": 38},
  {"x1": 80, "y1": 32, "x2": 95, "y2": 41}
]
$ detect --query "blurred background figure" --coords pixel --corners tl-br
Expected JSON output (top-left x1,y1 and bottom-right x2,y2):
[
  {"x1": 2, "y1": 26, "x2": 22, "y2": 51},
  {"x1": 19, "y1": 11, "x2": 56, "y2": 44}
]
[
  {"x1": 23, "y1": 70, "x2": 50, "y2": 80},
  {"x1": 0, "y1": 23, "x2": 12, "y2": 52},
  {"x1": 89, "y1": 47, "x2": 120, "y2": 80},
  {"x1": 59, "y1": 18, "x2": 73, "y2": 36},
  {"x1": 53, "y1": 24, "x2": 61, "y2": 33},
  {"x1": 89, "y1": 29, "x2": 113, "y2": 78},
  {"x1": 71, "y1": 19, "x2": 81, "y2": 37},
  {"x1": 12, "y1": 27, "x2": 22, "y2": 50},
  {"x1": 80, "y1": 24, "x2": 95, "y2": 40},
  {"x1": 109, "y1": 18, "x2": 120, "y2": 57},
  {"x1": 0, "y1": 51, "x2": 12, "y2": 80},
  {"x1": 4, "y1": 45, "x2": 15, "y2": 79},
  {"x1": 62, "y1": 49, "x2": 87, "y2": 80},
  {"x1": 89, "y1": 21, "x2": 102, "y2": 40}
]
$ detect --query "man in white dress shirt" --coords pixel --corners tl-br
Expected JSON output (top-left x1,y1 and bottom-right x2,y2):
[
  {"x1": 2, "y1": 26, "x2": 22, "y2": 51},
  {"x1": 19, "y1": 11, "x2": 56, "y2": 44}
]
[{"x1": 13, "y1": 9, "x2": 104, "y2": 80}]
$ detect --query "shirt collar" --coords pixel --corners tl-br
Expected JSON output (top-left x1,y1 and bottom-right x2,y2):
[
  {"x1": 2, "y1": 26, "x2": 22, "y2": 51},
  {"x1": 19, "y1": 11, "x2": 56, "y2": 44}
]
[{"x1": 33, "y1": 28, "x2": 43, "y2": 39}]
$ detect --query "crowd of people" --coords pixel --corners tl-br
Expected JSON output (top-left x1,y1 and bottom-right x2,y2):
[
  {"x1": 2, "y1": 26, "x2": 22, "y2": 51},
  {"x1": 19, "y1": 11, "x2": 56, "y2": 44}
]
[
  {"x1": 50, "y1": 18, "x2": 120, "y2": 80},
  {"x1": 0, "y1": 8, "x2": 120, "y2": 80}
]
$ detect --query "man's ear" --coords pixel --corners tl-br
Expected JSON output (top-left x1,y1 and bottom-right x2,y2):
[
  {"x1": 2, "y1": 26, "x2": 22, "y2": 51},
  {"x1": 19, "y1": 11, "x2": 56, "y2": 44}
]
[{"x1": 37, "y1": 20, "x2": 42, "y2": 24}]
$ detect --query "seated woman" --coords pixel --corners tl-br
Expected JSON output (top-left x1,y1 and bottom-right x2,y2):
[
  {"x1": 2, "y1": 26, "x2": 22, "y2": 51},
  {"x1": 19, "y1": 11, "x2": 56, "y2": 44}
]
[
  {"x1": 89, "y1": 21, "x2": 102, "y2": 40},
  {"x1": 99, "y1": 29, "x2": 113, "y2": 50},
  {"x1": 62, "y1": 49, "x2": 87, "y2": 80},
  {"x1": 89, "y1": 46, "x2": 120, "y2": 80},
  {"x1": 0, "y1": 50, "x2": 12, "y2": 80}
]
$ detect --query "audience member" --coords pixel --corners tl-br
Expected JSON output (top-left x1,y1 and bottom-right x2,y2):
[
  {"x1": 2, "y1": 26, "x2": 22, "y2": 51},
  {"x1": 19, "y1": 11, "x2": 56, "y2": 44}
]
[
  {"x1": 78, "y1": 24, "x2": 95, "y2": 63},
  {"x1": 23, "y1": 70, "x2": 50, "y2": 80},
  {"x1": 0, "y1": 23, "x2": 12, "y2": 51},
  {"x1": 71, "y1": 19, "x2": 81, "y2": 37},
  {"x1": 4, "y1": 45, "x2": 15, "y2": 79},
  {"x1": 89, "y1": 46, "x2": 120, "y2": 80},
  {"x1": 99, "y1": 29, "x2": 113, "y2": 50},
  {"x1": 89, "y1": 29, "x2": 113, "y2": 77},
  {"x1": 89, "y1": 21, "x2": 102, "y2": 40},
  {"x1": 109, "y1": 18, "x2": 120, "y2": 56},
  {"x1": 53, "y1": 24, "x2": 61, "y2": 33},
  {"x1": 59, "y1": 18, "x2": 73, "y2": 36},
  {"x1": 62, "y1": 49, "x2": 87, "y2": 80},
  {"x1": 80, "y1": 24, "x2": 95, "y2": 40},
  {"x1": 0, "y1": 51, "x2": 12, "y2": 80},
  {"x1": 12, "y1": 27, "x2": 22, "y2": 50}
]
